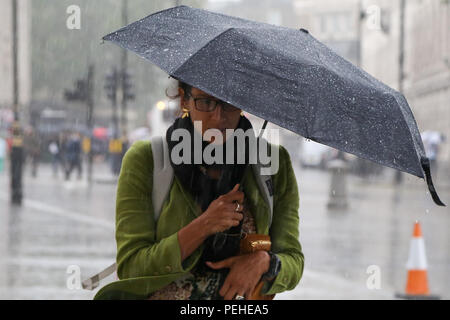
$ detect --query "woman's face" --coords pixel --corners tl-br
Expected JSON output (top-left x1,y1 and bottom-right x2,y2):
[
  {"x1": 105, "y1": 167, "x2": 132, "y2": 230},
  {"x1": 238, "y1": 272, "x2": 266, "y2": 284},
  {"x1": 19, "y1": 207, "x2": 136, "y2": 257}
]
[{"x1": 180, "y1": 87, "x2": 242, "y2": 142}]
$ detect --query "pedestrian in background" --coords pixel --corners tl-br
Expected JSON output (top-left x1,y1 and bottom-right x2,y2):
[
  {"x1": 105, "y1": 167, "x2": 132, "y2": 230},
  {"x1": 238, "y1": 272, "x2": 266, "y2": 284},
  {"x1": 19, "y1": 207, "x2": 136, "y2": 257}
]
[
  {"x1": 421, "y1": 131, "x2": 444, "y2": 178},
  {"x1": 48, "y1": 138, "x2": 60, "y2": 178},
  {"x1": 64, "y1": 132, "x2": 82, "y2": 180},
  {"x1": 23, "y1": 126, "x2": 41, "y2": 178}
]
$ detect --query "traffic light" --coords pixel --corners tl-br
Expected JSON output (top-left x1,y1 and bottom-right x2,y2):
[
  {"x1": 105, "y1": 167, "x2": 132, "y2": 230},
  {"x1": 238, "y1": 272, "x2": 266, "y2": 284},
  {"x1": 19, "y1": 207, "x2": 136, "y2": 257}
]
[
  {"x1": 104, "y1": 68, "x2": 118, "y2": 103},
  {"x1": 121, "y1": 71, "x2": 135, "y2": 102},
  {"x1": 64, "y1": 79, "x2": 88, "y2": 101}
]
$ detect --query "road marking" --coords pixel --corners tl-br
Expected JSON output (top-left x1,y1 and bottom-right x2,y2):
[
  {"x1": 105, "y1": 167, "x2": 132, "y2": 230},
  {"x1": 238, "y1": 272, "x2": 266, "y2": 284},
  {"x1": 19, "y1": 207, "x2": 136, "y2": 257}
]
[{"x1": 0, "y1": 192, "x2": 114, "y2": 230}]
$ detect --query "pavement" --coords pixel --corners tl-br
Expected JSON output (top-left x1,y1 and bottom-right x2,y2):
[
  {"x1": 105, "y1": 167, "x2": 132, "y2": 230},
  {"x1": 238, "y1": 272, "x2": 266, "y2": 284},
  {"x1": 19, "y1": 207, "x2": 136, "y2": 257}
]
[{"x1": 0, "y1": 158, "x2": 449, "y2": 300}]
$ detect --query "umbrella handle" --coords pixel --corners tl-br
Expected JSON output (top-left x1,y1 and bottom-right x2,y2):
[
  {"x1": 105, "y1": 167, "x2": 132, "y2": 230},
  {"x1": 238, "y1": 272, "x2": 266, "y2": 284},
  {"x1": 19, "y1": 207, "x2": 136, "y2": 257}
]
[
  {"x1": 421, "y1": 157, "x2": 446, "y2": 207},
  {"x1": 258, "y1": 120, "x2": 269, "y2": 139}
]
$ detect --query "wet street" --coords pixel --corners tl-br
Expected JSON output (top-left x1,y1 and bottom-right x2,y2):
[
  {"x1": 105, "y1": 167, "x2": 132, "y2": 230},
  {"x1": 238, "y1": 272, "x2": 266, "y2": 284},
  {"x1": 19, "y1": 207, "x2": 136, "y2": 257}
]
[{"x1": 0, "y1": 159, "x2": 449, "y2": 300}]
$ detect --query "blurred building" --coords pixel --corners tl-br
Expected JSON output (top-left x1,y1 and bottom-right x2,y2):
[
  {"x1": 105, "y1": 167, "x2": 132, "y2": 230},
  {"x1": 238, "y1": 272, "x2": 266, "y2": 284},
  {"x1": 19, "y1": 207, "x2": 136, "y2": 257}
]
[
  {"x1": 0, "y1": 0, "x2": 31, "y2": 128},
  {"x1": 208, "y1": 0, "x2": 360, "y2": 65},
  {"x1": 361, "y1": 0, "x2": 450, "y2": 183},
  {"x1": 360, "y1": 0, "x2": 399, "y2": 88},
  {"x1": 207, "y1": 0, "x2": 292, "y2": 25},
  {"x1": 404, "y1": 0, "x2": 449, "y2": 177},
  {"x1": 293, "y1": 0, "x2": 361, "y2": 65}
]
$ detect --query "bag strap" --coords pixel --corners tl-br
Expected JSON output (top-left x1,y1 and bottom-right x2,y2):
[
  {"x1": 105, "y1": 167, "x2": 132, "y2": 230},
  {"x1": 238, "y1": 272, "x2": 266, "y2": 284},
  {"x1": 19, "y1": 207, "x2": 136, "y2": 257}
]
[
  {"x1": 82, "y1": 137, "x2": 174, "y2": 290},
  {"x1": 150, "y1": 136, "x2": 174, "y2": 221},
  {"x1": 252, "y1": 137, "x2": 274, "y2": 227},
  {"x1": 82, "y1": 262, "x2": 117, "y2": 290}
]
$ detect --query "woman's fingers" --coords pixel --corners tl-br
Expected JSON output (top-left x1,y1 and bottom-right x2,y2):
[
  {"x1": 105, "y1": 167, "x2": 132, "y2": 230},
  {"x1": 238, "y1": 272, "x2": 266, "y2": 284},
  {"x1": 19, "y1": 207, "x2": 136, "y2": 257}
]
[
  {"x1": 222, "y1": 211, "x2": 243, "y2": 222},
  {"x1": 215, "y1": 185, "x2": 244, "y2": 209},
  {"x1": 220, "y1": 217, "x2": 241, "y2": 230},
  {"x1": 244, "y1": 287, "x2": 253, "y2": 300},
  {"x1": 219, "y1": 279, "x2": 230, "y2": 298},
  {"x1": 223, "y1": 284, "x2": 239, "y2": 301},
  {"x1": 224, "y1": 290, "x2": 237, "y2": 301},
  {"x1": 221, "y1": 282, "x2": 247, "y2": 301},
  {"x1": 221, "y1": 202, "x2": 244, "y2": 213},
  {"x1": 228, "y1": 192, "x2": 245, "y2": 204},
  {"x1": 221, "y1": 184, "x2": 244, "y2": 204}
]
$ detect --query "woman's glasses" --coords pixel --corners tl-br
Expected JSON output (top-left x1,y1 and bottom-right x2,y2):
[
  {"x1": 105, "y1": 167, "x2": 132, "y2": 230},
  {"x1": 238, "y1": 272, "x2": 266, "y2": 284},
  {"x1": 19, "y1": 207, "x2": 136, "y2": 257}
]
[{"x1": 187, "y1": 93, "x2": 240, "y2": 113}]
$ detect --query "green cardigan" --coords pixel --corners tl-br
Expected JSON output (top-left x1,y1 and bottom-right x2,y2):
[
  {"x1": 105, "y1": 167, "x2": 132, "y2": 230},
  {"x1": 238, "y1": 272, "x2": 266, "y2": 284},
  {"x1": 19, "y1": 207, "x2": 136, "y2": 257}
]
[{"x1": 94, "y1": 140, "x2": 304, "y2": 300}]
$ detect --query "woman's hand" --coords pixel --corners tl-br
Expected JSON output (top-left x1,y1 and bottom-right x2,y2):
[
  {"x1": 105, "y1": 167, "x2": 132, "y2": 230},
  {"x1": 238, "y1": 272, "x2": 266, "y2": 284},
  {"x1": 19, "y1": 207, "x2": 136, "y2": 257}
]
[
  {"x1": 197, "y1": 184, "x2": 245, "y2": 237},
  {"x1": 206, "y1": 251, "x2": 271, "y2": 300},
  {"x1": 178, "y1": 184, "x2": 244, "y2": 262}
]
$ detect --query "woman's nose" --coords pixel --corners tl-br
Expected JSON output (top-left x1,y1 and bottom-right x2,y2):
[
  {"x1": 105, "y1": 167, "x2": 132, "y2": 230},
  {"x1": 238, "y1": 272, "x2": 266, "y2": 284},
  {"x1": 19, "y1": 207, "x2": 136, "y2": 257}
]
[{"x1": 211, "y1": 105, "x2": 225, "y2": 121}]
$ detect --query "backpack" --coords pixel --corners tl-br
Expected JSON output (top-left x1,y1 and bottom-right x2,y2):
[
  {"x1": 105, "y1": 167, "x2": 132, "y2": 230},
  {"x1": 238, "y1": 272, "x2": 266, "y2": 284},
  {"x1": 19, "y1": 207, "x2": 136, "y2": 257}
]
[{"x1": 82, "y1": 136, "x2": 274, "y2": 290}]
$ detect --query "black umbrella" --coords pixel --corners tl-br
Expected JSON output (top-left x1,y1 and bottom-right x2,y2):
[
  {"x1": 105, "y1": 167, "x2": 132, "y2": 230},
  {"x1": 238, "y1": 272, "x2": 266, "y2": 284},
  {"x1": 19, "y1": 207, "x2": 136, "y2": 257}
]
[{"x1": 102, "y1": 5, "x2": 445, "y2": 206}]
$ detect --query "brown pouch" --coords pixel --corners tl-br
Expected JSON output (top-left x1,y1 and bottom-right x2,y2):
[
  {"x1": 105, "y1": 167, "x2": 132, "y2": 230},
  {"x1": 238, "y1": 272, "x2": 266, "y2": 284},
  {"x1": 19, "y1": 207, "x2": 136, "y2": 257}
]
[
  {"x1": 239, "y1": 234, "x2": 275, "y2": 300},
  {"x1": 239, "y1": 234, "x2": 271, "y2": 254}
]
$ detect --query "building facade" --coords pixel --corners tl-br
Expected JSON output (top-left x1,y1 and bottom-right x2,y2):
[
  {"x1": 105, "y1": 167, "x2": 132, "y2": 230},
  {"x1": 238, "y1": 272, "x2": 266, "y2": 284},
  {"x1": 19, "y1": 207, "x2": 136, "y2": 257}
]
[
  {"x1": 361, "y1": 0, "x2": 450, "y2": 184},
  {"x1": 403, "y1": 0, "x2": 449, "y2": 168}
]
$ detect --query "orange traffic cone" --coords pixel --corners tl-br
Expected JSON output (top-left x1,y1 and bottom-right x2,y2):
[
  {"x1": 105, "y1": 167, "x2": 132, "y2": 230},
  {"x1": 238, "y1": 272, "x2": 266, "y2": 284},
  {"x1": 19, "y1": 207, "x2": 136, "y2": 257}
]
[{"x1": 396, "y1": 221, "x2": 440, "y2": 299}]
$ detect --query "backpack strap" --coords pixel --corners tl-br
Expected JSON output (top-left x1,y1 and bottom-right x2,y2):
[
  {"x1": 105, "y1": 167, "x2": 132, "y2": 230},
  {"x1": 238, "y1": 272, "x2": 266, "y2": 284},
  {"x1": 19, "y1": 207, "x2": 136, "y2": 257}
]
[
  {"x1": 150, "y1": 136, "x2": 174, "y2": 221},
  {"x1": 251, "y1": 137, "x2": 274, "y2": 227},
  {"x1": 81, "y1": 136, "x2": 174, "y2": 291},
  {"x1": 82, "y1": 262, "x2": 117, "y2": 290}
]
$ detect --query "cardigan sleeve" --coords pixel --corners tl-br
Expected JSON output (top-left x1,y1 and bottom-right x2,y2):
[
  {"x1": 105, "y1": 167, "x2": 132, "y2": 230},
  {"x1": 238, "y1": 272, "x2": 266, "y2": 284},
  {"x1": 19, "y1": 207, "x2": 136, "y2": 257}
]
[
  {"x1": 263, "y1": 145, "x2": 305, "y2": 295},
  {"x1": 115, "y1": 141, "x2": 198, "y2": 279}
]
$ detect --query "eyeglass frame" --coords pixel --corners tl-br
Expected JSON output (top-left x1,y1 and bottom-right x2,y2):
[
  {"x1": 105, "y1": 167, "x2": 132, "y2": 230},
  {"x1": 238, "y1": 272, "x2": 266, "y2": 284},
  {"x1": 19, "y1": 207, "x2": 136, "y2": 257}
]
[{"x1": 185, "y1": 92, "x2": 240, "y2": 113}]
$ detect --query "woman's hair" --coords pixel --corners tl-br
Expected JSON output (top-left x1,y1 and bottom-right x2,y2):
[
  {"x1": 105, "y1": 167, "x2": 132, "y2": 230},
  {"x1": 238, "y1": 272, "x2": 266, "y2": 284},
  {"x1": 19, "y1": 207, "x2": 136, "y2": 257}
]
[{"x1": 165, "y1": 80, "x2": 192, "y2": 117}]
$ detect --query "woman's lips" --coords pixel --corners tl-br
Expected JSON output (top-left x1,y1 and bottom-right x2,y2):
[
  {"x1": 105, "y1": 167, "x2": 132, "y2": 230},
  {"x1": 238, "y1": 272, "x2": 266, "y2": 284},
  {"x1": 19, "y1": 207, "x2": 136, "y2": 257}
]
[
  {"x1": 206, "y1": 128, "x2": 232, "y2": 143},
  {"x1": 207, "y1": 127, "x2": 228, "y2": 133}
]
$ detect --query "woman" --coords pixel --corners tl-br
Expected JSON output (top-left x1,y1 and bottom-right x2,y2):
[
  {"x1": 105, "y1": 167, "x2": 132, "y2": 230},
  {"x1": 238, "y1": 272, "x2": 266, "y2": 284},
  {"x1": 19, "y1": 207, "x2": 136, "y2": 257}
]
[{"x1": 94, "y1": 82, "x2": 304, "y2": 300}]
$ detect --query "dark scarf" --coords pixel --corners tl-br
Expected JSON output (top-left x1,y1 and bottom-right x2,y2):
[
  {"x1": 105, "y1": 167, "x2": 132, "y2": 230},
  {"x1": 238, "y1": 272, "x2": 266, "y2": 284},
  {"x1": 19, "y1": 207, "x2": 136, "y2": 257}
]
[{"x1": 166, "y1": 115, "x2": 254, "y2": 262}]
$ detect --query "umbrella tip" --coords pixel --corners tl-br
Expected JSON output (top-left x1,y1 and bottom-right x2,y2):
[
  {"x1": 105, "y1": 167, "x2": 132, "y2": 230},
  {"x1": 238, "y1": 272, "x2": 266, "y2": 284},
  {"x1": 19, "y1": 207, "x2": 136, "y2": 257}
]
[
  {"x1": 258, "y1": 120, "x2": 269, "y2": 139},
  {"x1": 421, "y1": 157, "x2": 446, "y2": 207}
]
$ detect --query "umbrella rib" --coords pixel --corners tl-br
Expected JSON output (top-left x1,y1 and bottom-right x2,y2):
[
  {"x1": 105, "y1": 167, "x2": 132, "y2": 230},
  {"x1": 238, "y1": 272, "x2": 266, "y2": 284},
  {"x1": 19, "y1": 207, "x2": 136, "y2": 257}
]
[
  {"x1": 103, "y1": 6, "x2": 182, "y2": 42},
  {"x1": 172, "y1": 27, "x2": 237, "y2": 74}
]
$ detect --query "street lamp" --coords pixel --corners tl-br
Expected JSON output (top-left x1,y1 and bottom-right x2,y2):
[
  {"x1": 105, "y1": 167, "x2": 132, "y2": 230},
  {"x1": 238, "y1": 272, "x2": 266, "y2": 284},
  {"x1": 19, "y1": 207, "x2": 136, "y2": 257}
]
[{"x1": 10, "y1": 0, "x2": 23, "y2": 205}]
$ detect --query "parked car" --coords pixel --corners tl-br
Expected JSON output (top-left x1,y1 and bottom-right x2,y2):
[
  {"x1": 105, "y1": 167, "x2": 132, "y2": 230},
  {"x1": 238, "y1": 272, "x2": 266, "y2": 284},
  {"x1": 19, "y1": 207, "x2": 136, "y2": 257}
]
[{"x1": 300, "y1": 139, "x2": 331, "y2": 169}]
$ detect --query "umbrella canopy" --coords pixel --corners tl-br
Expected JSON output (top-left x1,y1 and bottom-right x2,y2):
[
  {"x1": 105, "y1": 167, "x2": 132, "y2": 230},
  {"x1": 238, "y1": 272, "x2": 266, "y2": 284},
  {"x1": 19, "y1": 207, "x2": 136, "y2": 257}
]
[{"x1": 102, "y1": 5, "x2": 445, "y2": 206}]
